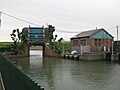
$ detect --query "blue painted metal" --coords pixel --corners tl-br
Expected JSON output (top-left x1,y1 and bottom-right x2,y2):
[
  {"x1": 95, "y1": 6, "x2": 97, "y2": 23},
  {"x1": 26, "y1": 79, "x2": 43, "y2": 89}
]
[
  {"x1": 90, "y1": 29, "x2": 113, "y2": 39},
  {"x1": 28, "y1": 27, "x2": 44, "y2": 42}
]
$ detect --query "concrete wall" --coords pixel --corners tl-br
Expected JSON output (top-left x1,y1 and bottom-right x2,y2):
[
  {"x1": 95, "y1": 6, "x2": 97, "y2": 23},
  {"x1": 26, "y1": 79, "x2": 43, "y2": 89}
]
[
  {"x1": 111, "y1": 53, "x2": 120, "y2": 61},
  {"x1": 80, "y1": 52, "x2": 106, "y2": 61},
  {"x1": 44, "y1": 44, "x2": 60, "y2": 57}
]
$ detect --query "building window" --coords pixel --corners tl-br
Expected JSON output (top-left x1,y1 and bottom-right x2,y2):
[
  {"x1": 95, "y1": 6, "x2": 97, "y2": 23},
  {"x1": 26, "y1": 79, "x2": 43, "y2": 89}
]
[
  {"x1": 95, "y1": 39, "x2": 97, "y2": 46},
  {"x1": 73, "y1": 40, "x2": 78, "y2": 46},
  {"x1": 95, "y1": 39, "x2": 101, "y2": 46},
  {"x1": 83, "y1": 39, "x2": 86, "y2": 45},
  {"x1": 80, "y1": 39, "x2": 86, "y2": 45},
  {"x1": 98, "y1": 39, "x2": 101, "y2": 46}
]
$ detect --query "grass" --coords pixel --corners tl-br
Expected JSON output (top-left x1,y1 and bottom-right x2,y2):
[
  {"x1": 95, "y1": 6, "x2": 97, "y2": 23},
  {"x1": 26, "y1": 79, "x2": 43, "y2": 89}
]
[
  {"x1": 0, "y1": 42, "x2": 13, "y2": 48},
  {"x1": 0, "y1": 41, "x2": 71, "y2": 53}
]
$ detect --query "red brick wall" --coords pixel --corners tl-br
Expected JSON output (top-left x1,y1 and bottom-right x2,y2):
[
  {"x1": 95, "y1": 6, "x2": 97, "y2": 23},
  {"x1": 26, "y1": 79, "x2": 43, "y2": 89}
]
[
  {"x1": 44, "y1": 44, "x2": 60, "y2": 57},
  {"x1": 101, "y1": 39, "x2": 113, "y2": 46},
  {"x1": 70, "y1": 38, "x2": 113, "y2": 53}
]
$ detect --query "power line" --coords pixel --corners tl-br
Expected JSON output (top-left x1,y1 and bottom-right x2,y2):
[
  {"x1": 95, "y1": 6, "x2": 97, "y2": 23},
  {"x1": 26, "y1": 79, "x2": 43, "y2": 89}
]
[
  {"x1": 0, "y1": 11, "x2": 86, "y2": 33},
  {"x1": 56, "y1": 29, "x2": 80, "y2": 33},
  {"x1": 1, "y1": 11, "x2": 119, "y2": 35},
  {"x1": 1, "y1": 11, "x2": 41, "y2": 26},
  {"x1": 107, "y1": 26, "x2": 119, "y2": 40},
  {"x1": 1, "y1": 11, "x2": 78, "y2": 33},
  {"x1": 107, "y1": 26, "x2": 117, "y2": 30},
  {"x1": 56, "y1": 26, "x2": 120, "y2": 34}
]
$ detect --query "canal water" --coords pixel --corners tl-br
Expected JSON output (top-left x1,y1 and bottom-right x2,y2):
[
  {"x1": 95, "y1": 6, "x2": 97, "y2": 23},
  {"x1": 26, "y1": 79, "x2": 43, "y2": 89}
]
[{"x1": 11, "y1": 50, "x2": 120, "y2": 90}]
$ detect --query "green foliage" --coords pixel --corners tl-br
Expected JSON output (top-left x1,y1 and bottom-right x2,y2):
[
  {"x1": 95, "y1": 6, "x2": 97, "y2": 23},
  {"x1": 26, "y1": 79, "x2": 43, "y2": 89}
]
[
  {"x1": 53, "y1": 41, "x2": 71, "y2": 54},
  {"x1": 0, "y1": 42, "x2": 13, "y2": 52},
  {"x1": 0, "y1": 42, "x2": 13, "y2": 48},
  {"x1": 46, "y1": 25, "x2": 71, "y2": 54},
  {"x1": 10, "y1": 29, "x2": 28, "y2": 54},
  {"x1": 64, "y1": 41, "x2": 71, "y2": 53},
  {"x1": 48, "y1": 25, "x2": 55, "y2": 43},
  {"x1": 47, "y1": 25, "x2": 58, "y2": 49}
]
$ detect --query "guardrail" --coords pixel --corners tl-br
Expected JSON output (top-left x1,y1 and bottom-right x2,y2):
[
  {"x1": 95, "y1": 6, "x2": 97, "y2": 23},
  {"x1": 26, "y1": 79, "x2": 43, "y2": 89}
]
[{"x1": 0, "y1": 55, "x2": 44, "y2": 90}]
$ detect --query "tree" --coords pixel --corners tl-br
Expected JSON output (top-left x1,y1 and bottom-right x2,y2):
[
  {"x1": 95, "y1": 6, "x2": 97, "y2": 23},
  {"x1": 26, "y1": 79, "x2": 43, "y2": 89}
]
[
  {"x1": 10, "y1": 29, "x2": 28, "y2": 54},
  {"x1": 57, "y1": 37, "x2": 63, "y2": 53},
  {"x1": 47, "y1": 25, "x2": 58, "y2": 49},
  {"x1": 46, "y1": 25, "x2": 64, "y2": 54},
  {"x1": 48, "y1": 25, "x2": 55, "y2": 42},
  {"x1": 53, "y1": 34, "x2": 58, "y2": 51}
]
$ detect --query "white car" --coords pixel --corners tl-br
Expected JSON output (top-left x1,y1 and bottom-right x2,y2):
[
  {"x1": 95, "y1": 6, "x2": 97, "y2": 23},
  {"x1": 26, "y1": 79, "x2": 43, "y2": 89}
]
[{"x1": 71, "y1": 50, "x2": 77, "y2": 55}]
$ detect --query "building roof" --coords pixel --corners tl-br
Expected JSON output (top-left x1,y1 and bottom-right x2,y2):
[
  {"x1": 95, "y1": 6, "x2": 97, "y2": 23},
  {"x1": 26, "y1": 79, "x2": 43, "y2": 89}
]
[{"x1": 71, "y1": 28, "x2": 113, "y2": 39}]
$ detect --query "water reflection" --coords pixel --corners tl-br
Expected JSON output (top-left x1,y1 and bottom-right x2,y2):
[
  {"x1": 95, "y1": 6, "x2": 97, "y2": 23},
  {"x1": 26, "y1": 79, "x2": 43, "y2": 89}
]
[
  {"x1": 10, "y1": 50, "x2": 120, "y2": 90},
  {"x1": 10, "y1": 57, "x2": 30, "y2": 73}
]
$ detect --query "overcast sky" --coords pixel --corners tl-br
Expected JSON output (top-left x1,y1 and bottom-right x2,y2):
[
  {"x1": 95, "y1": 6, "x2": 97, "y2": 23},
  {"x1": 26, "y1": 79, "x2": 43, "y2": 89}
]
[{"x1": 0, "y1": 0, "x2": 120, "y2": 41}]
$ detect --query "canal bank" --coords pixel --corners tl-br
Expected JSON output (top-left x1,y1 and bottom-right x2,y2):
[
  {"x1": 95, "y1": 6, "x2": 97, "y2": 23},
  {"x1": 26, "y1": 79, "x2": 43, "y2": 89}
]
[{"x1": 61, "y1": 52, "x2": 113, "y2": 61}]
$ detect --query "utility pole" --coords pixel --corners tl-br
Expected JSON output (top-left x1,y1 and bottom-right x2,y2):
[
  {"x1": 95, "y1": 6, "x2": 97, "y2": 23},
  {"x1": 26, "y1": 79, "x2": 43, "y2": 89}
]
[
  {"x1": 0, "y1": 11, "x2": 2, "y2": 28},
  {"x1": 117, "y1": 26, "x2": 118, "y2": 41},
  {"x1": 116, "y1": 26, "x2": 119, "y2": 53}
]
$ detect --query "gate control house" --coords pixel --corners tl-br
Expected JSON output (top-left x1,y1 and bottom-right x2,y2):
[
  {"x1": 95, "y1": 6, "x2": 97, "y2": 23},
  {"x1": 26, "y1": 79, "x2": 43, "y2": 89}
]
[
  {"x1": 28, "y1": 26, "x2": 44, "y2": 45},
  {"x1": 22, "y1": 26, "x2": 45, "y2": 45},
  {"x1": 70, "y1": 28, "x2": 114, "y2": 54}
]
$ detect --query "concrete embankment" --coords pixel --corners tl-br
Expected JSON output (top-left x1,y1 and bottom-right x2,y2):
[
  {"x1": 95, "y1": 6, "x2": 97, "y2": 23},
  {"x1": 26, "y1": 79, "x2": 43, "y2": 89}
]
[
  {"x1": 61, "y1": 52, "x2": 113, "y2": 61},
  {"x1": 44, "y1": 44, "x2": 60, "y2": 57},
  {"x1": 111, "y1": 53, "x2": 120, "y2": 61}
]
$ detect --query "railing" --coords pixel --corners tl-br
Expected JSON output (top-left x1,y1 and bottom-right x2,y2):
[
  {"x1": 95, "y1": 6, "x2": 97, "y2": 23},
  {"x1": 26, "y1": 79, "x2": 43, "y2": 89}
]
[
  {"x1": 0, "y1": 72, "x2": 5, "y2": 90},
  {"x1": 0, "y1": 55, "x2": 44, "y2": 90}
]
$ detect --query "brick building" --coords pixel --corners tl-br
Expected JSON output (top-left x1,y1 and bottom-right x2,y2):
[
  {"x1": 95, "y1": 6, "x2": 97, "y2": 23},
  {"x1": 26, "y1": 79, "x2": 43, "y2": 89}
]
[{"x1": 70, "y1": 28, "x2": 114, "y2": 54}]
